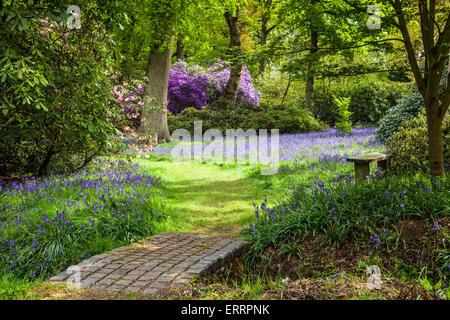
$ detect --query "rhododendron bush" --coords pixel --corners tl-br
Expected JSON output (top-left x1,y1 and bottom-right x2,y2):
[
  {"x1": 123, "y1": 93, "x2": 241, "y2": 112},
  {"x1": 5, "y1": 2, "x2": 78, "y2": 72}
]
[
  {"x1": 110, "y1": 80, "x2": 156, "y2": 156},
  {"x1": 204, "y1": 60, "x2": 261, "y2": 107},
  {"x1": 0, "y1": 11, "x2": 122, "y2": 177},
  {"x1": 170, "y1": 60, "x2": 261, "y2": 113},
  {"x1": 113, "y1": 60, "x2": 261, "y2": 119},
  {"x1": 168, "y1": 64, "x2": 209, "y2": 114}
]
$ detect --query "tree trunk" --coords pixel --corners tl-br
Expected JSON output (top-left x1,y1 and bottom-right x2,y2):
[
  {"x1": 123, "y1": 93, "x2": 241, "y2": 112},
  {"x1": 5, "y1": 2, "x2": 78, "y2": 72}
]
[
  {"x1": 389, "y1": 0, "x2": 449, "y2": 176},
  {"x1": 426, "y1": 107, "x2": 444, "y2": 176},
  {"x1": 37, "y1": 147, "x2": 55, "y2": 177},
  {"x1": 258, "y1": 18, "x2": 268, "y2": 77},
  {"x1": 305, "y1": 29, "x2": 318, "y2": 111},
  {"x1": 425, "y1": 87, "x2": 445, "y2": 175},
  {"x1": 141, "y1": 38, "x2": 173, "y2": 143},
  {"x1": 175, "y1": 38, "x2": 184, "y2": 61},
  {"x1": 224, "y1": 65, "x2": 243, "y2": 103},
  {"x1": 281, "y1": 76, "x2": 291, "y2": 104},
  {"x1": 423, "y1": 52, "x2": 446, "y2": 176},
  {"x1": 223, "y1": 9, "x2": 243, "y2": 104}
]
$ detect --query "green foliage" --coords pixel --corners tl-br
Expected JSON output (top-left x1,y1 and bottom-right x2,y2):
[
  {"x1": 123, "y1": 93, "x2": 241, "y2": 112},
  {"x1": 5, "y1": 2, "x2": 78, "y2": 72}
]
[
  {"x1": 312, "y1": 80, "x2": 411, "y2": 126},
  {"x1": 0, "y1": 2, "x2": 122, "y2": 176},
  {"x1": 0, "y1": 275, "x2": 37, "y2": 299},
  {"x1": 387, "y1": 113, "x2": 450, "y2": 173},
  {"x1": 168, "y1": 98, "x2": 324, "y2": 134},
  {"x1": 255, "y1": 71, "x2": 304, "y2": 106},
  {"x1": 262, "y1": 103, "x2": 324, "y2": 133},
  {"x1": 114, "y1": 0, "x2": 188, "y2": 78},
  {"x1": 333, "y1": 96, "x2": 352, "y2": 134},
  {"x1": 376, "y1": 78, "x2": 448, "y2": 142}
]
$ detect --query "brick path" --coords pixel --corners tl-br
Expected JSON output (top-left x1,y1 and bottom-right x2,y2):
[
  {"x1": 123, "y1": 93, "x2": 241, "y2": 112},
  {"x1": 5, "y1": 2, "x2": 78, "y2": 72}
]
[{"x1": 48, "y1": 232, "x2": 247, "y2": 295}]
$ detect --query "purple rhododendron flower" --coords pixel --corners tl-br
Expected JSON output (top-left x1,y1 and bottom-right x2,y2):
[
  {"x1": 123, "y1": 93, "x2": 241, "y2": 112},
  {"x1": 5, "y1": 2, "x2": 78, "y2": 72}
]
[{"x1": 167, "y1": 65, "x2": 209, "y2": 115}]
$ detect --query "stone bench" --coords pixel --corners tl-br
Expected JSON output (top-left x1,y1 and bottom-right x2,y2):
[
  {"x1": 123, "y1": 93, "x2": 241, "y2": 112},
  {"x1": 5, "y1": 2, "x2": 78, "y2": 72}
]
[{"x1": 347, "y1": 152, "x2": 391, "y2": 183}]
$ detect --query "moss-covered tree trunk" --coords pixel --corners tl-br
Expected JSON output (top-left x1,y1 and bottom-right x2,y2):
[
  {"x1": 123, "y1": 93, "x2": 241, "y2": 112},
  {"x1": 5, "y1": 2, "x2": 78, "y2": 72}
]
[
  {"x1": 426, "y1": 107, "x2": 444, "y2": 175},
  {"x1": 141, "y1": 37, "x2": 173, "y2": 143}
]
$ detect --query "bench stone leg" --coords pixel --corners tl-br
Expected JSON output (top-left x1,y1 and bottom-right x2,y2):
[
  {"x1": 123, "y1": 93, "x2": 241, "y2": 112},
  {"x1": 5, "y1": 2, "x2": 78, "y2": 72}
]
[
  {"x1": 377, "y1": 159, "x2": 390, "y2": 173},
  {"x1": 354, "y1": 162, "x2": 370, "y2": 184}
]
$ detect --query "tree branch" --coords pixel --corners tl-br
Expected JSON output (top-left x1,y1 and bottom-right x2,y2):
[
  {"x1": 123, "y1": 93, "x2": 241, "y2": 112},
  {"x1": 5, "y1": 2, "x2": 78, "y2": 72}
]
[
  {"x1": 392, "y1": 0, "x2": 425, "y2": 94},
  {"x1": 268, "y1": 38, "x2": 405, "y2": 56}
]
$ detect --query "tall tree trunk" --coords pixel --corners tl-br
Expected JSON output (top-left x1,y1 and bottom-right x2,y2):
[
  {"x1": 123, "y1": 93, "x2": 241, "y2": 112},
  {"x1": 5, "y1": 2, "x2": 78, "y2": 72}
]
[
  {"x1": 175, "y1": 38, "x2": 184, "y2": 61},
  {"x1": 423, "y1": 51, "x2": 447, "y2": 176},
  {"x1": 305, "y1": 29, "x2": 318, "y2": 111},
  {"x1": 389, "y1": 0, "x2": 449, "y2": 175},
  {"x1": 258, "y1": 16, "x2": 268, "y2": 76},
  {"x1": 223, "y1": 8, "x2": 243, "y2": 104},
  {"x1": 424, "y1": 69, "x2": 445, "y2": 175},
  {"x1": 141, "y1": 37, "x2": 173, "y2": 143},
  {"x1": 426, "y1": 105, "x2": 444, "y2": 176}
]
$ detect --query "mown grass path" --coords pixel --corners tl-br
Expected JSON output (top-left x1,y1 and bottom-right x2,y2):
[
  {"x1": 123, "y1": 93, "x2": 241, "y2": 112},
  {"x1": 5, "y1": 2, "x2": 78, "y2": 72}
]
[{"x1": 139, "y1": 160, "x2": 269, "y2": 238}]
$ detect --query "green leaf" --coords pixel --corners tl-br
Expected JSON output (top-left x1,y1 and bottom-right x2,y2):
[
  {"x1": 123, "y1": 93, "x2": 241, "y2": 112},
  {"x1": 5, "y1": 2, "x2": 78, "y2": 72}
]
[{"x1": 39, "y1": 76, "x2": 48, "y2": 86}]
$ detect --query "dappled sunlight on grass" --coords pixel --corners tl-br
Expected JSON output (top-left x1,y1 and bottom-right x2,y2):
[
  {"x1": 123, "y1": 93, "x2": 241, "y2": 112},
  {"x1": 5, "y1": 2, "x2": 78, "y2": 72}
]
[{"x1": 138, "y1": 160, "x2": 269, "y2": 236}]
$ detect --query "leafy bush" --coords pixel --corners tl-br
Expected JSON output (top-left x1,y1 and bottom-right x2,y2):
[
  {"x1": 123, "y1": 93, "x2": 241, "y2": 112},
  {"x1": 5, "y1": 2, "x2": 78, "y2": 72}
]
[
  {"x1": 259, "y1": 104, "x2": 324, "y2": 133},
  {"x1": 168, "y1": 64, "x2": 209, "y2": 115},
  {"x1": 312, "y1": 80, "x2": 411, "y2": 126},
  {"x1": 0, "y1": 5, "x2": 121, "y2": 177},
  {"x1": 376, "y1": 78, "x2": 448, "y2": 142},
  {"x1": 168, "y1": 98, "x2": 324, "y2": 134},
  {"x1": 386, "y1": 112, "x2": 450, "y2": 173},
  {"x1": 376, "y1": 90, "x2": 426, "y2": 143},
  {"x1": 334, "y1": 96, "x2": 352, "y2": 134}
]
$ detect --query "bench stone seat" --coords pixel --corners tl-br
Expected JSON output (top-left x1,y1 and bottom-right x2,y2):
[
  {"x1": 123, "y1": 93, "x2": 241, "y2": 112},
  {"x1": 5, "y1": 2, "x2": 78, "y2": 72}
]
[
  {"x1": 347, "y1": 152, "x2": 391, "y2": 163},
  {"x1": 347, "y1": 152, "x2": 391, "y2": 183}
]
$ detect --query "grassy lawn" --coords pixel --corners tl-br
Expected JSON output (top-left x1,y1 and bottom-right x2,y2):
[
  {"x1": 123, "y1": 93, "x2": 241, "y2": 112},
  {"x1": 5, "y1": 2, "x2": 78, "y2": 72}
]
[{"x1": 139, "y1": 159, "x2": 270, "y2": 237}]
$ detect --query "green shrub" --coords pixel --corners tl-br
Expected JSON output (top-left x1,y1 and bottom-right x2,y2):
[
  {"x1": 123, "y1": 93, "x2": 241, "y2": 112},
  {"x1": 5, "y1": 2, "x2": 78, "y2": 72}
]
[
  {"x1": 0, "y1": 4, "x2": 122, "y2": 177},
  {"x1": 334, "y1": 96, "x2": 352, "y2": 134},
  {"x1": 348, "y1": 81, "x2": 408, "y2": 125},
  {"x1": 264, "y1": 104, "x2": 325, "y2": 133},
  {"x1": 313, "y1": 80, "x2": 410, "y2": 126},
  {"x1": 386, "y1": 112, "x2": 450, "y2": 173},
  {"x1": 168, "y1": 98, "x2": 324, "y2": 134},
  {"x1": 376, "y1": 90, "x2": 426, "y2": 143},
  {"x1": 376, "y1": 78, "x2": 447, "y2": 142}
]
